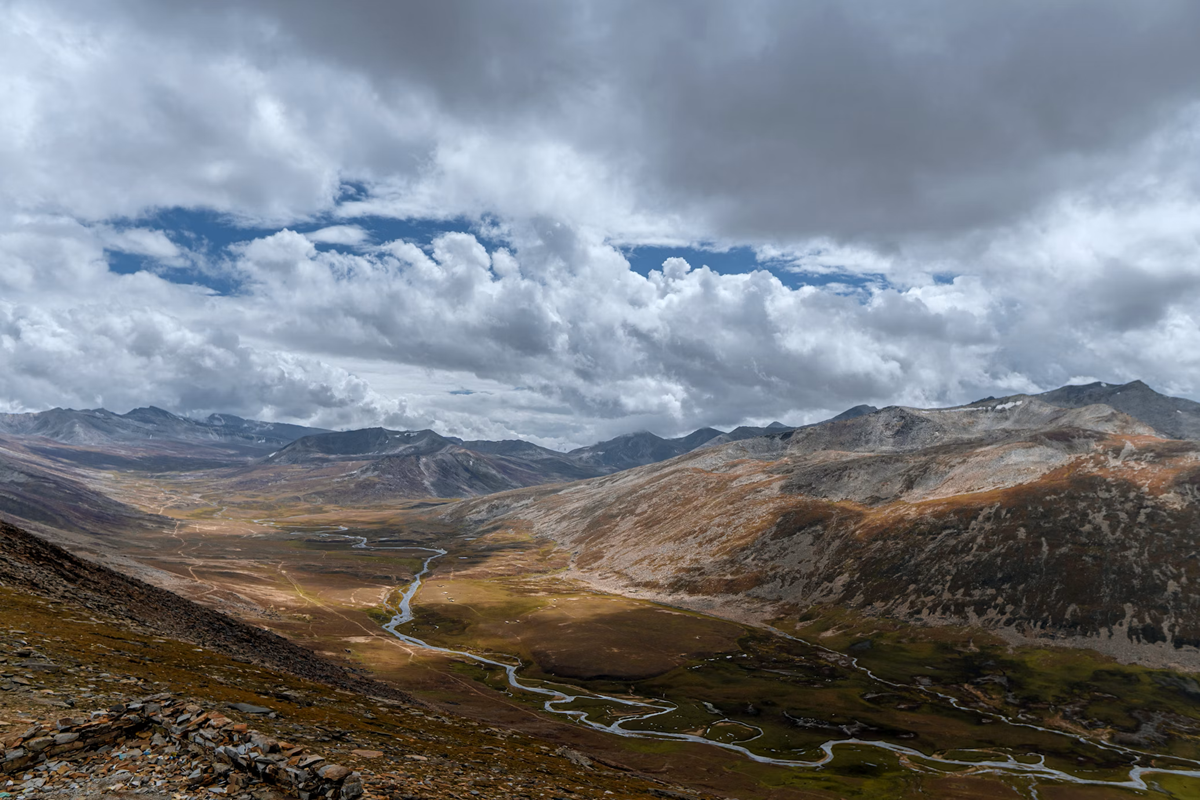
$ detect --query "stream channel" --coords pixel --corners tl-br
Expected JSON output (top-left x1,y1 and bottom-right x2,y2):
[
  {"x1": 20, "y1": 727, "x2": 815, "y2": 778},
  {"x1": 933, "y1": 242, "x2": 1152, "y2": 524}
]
[{"x1": 274, "y1": 523, "x2": 1200, "y2": 795}]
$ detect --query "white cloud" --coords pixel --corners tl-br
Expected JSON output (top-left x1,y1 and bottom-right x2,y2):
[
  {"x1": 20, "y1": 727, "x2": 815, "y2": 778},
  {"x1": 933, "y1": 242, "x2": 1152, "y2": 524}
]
[
  {"x1": 99, "y1": 227, "x2": 182, "y2": 260},
  {"x1": 303, "y1": 225, "x2": 369, "y2": 246},
  {"x1": 1, "y1": 2, "x2": 1200, "y2": 445},
  {"x1": 1, "y1": 204, "x2": 1199, "y2": 446},
  {"x1": 757, "y1": 241, "x2": 894, "y2": 277}
]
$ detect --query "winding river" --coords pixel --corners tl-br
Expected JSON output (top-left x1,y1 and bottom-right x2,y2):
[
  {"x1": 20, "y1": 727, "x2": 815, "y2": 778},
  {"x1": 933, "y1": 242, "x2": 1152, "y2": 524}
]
[{"x1": 273, "y1": 524, "x2": 1200, "y2": 794}]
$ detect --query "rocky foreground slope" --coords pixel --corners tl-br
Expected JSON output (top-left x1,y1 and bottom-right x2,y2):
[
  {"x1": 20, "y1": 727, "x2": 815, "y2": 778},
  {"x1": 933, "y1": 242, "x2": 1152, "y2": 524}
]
[
  {"x1": 1, "y1": 693, "x2": 371, "y2": 799},
  {"x1": 446, "y1": 396, "x2": 1200, "y2": 669},
  {"x1": 0, "y1": 519, "x2": 712, "y2": 799}
]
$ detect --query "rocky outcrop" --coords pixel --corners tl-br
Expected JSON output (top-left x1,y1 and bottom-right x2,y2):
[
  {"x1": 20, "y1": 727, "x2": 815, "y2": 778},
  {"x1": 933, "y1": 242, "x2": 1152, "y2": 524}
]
[{"x1": 1, "y1": 693, "x2": 363, "y2": 798}]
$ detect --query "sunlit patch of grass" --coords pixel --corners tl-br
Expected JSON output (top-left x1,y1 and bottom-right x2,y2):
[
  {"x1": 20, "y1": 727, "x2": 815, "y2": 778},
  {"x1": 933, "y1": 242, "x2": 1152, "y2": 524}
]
[
  {"x1": 403, "y1": 575, "x2": 744, "y2": 682},
  {"x1": 1147, "y1": 773, "x2": 1200, "y2": 799}
]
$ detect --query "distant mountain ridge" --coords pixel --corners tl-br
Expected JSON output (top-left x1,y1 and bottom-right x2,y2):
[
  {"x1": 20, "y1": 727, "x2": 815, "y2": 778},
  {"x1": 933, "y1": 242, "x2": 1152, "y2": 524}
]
[
  {"x1": 0, "y1": 406, "x2": 329, "y2": 449},
  {"x1": 566, "y1": 428, "x2": 725, "y2": 472},
  {"x1": 265, "y1": 427, "x2": 448, "y2": 462},
  {"x1": 252, "y1": 426, "x2": 602, "y2": 499},
  {"x1": 2, "y1": 381, "x2": 1197, "y2": 501},
  {"x1": 3, "y1": 380, "x2": 1196, "y2": 459},
  {"x1": 264, "y1": 417, "x2": 822, "y2": 495}
]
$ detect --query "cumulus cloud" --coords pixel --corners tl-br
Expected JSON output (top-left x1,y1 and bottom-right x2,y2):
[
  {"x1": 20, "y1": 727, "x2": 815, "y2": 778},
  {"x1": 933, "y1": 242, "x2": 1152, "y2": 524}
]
[
  {"x1": 1, "y1": 1, "x2": 1200, "y2": 444},
  {"x1": 2, "y1": 207, "x2": 1200, "y2": 445},
  {"x1": 0, "y1": 299, "x2": 412, "y2": 428},
  {"x1": 98, "y1": 228, "x2": 182, "y2": 260}
]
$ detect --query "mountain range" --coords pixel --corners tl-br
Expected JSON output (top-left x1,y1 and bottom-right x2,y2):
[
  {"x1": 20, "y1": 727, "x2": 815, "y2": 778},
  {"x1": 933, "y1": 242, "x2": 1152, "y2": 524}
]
[
  {"x1": 0, "y1": 397, "x2": 895, "y2": 507},
  {"x1": 0, "y1": 405, "x2": 329, "y2": 448},
  {"x1": 1038, "y1": 379, "x2": 1200, "y2": 440},
  {"x1": 0, "y1": 404, "x2": 814, "y2": 501},
  {"x1": 444, "y1": 384, "x2": 1200, "y2": 668},
  {"x1": 2, "y1": 380, "x2": 1199, "y2": 507}
]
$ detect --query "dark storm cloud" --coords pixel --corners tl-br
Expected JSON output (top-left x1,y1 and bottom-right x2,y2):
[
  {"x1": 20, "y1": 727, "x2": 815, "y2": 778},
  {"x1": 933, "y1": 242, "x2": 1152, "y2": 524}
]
[
  {"x1": 1091, "y1": 261, "x2": 1200, "y2": 332},
  {"x1": 619, "y1": 1, "x2": 1200, "y2": 241},
  {"x1": 100, "y1": 0, "x2": 1200, "y2": 243}
]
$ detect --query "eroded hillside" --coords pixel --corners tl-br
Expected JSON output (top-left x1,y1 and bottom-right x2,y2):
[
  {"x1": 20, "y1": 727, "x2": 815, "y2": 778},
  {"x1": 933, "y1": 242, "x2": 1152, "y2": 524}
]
[{"x1": 445, "y1": 399, "x2": 1200, "y2": 669}]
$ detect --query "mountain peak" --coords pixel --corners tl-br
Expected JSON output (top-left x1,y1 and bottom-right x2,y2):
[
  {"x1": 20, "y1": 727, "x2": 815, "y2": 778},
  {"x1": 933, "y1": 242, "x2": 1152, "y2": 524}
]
[
  {"x1": 266, "y1": 426, "x2": 455, "y2": 464},
  {"x1": 1037, "y1": 380, "x2": 1200, "y2": 440},
  {"x1": 829, "y1": 404, "x2": 878, "y2": 422}
]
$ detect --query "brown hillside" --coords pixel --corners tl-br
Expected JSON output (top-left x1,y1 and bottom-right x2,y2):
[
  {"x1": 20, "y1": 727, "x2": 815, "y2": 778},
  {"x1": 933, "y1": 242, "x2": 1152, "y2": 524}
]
[
  {"x1": 0, "y1": 518, "x2": 410, "y2": 702},
  {"x1": 444, "y1": 405, "x2": 1200, "y2": 669}
]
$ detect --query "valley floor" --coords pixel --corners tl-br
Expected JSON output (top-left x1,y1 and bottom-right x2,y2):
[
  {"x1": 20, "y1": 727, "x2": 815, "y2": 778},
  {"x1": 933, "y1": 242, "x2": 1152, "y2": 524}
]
[{"x1": 18, "y1": 468, "x2": 1195, "y2": 799}]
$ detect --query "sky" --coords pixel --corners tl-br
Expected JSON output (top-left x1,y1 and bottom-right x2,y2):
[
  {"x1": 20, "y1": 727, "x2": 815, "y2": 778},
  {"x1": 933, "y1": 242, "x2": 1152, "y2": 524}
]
[{"x1": 3, "y1": 1, "x2": 1200, "y2": 448}]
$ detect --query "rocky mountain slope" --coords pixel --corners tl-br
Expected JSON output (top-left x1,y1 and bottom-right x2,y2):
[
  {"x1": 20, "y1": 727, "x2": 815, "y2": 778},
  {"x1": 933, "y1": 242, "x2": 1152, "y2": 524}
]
[
  {"x1": 265, "y1": 427, "x2": 451, "y2": 463},
  {"x1": 1036, "y1": 379, "x2": 1200, "y2": 439},
  {"x1": 566, "y1": 422, "x2": 836, "y2": 470},
  {"x1": 566, "y1": 428, "x2": 726, "y2": 472},
  {"x1": 445, "y1": 396, "x2": 1200, "y2": 669},
  {"x1": 0, "y1": 436, "x2": 165, "y2": 537},
  {"x1": 341, "y1": 448, "x2": 586, "y2": 500}
]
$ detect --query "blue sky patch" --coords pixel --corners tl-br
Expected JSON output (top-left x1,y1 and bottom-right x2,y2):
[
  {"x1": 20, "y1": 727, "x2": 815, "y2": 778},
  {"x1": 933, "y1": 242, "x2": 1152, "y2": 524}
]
[
  {"x1": 102, "y1": 206, "x2": 887, "y2": 297},
  {"x1": 622, "y1": 243, "x2": 886, "y2": 292}
]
